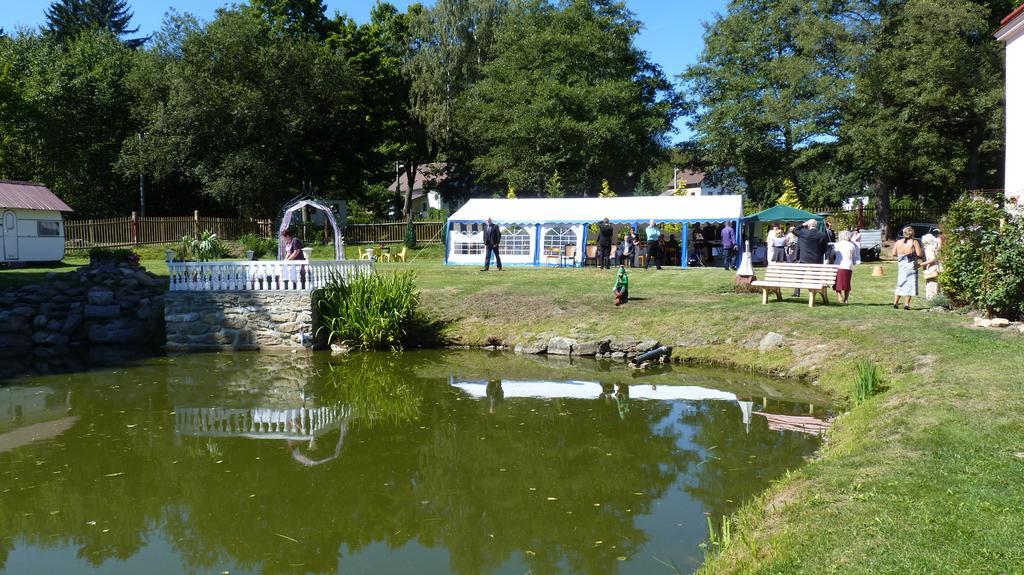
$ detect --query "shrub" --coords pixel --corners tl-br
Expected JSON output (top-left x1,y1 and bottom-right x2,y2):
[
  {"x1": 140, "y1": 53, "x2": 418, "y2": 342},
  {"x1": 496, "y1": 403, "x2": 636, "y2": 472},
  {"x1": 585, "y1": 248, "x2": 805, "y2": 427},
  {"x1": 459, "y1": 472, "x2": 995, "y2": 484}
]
[
  {"x1": 175, "y1": 230, "x2": 225, "y2": 262},
  {"x1": 238, "y1": 233, "x2": 277, "y2": 259},
  {"x1": 88, "y1": 247, "x2": 139, "y2": 267},
  {"x1": 942, "y1": 196, "x2": 1024, "y2": 319},
  {"x1": 315, "y1": 271, "x2": 419, "y2": 350}
]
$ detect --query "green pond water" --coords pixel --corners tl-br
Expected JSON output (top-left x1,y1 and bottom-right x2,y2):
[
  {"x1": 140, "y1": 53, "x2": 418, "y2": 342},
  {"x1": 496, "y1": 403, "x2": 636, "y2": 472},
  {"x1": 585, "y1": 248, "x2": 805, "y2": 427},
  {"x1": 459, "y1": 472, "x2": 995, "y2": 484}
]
[{"x1": 0, "y1": 350, "x2": 831, "y2": 575}]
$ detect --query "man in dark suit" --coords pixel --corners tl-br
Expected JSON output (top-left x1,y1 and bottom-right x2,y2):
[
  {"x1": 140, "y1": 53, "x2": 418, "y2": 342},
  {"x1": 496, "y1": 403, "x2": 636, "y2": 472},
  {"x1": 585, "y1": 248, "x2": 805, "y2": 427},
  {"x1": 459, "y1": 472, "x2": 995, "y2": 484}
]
[
  {"x1": 794, "y1": 218, "x2": 829, "y2": 295},
  {"x1": 597, "y1": 218, "x2": 614, "y2": 269},
  {"x1": 482, "y1": 217, "x2": 502, "y2": 271}
]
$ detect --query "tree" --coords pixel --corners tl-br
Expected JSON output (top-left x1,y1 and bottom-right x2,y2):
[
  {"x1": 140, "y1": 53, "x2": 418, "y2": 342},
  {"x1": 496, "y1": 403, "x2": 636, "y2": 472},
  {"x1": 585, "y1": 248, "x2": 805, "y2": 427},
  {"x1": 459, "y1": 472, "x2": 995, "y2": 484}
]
[
  {"x1": 836, "y1": 0, "x2": 1004, "y2": 233},
  {"x1": 506, "y1": 184, "x2": 516, "y2": 199},
  {"x1": 0, "y1": 30, "x2": 139, "y2": 217},
  {"x1": 45, "y1": 0, "x2": 145, "y2": 48},
  {"x1": 776, "y1": 178, "x2": 802, "y2": 208},
  {"x1": 461, "y1": 0, "x2": 679, "y2": 195},
  {"x1": 406, "y1": 0, "x2": 507, "y2": 151},
  {"x1": 330, "y1": 3, "x2": 431, "y2": 222},
  {"x1": 682, "y1": 0, "x2": 846, "y2": 206},
  {"x1": 546, "y1": 170, "x2": 564, "y2": 198},
  {"x1": 125, "y1": 8, "x2": 383, "y2": 217},
  {"x1": 599, "y1": 179, "x2": 616, "y2": 198},
  {"x1": 249, "y1": 0, "x2": 330, "y2": 38}
]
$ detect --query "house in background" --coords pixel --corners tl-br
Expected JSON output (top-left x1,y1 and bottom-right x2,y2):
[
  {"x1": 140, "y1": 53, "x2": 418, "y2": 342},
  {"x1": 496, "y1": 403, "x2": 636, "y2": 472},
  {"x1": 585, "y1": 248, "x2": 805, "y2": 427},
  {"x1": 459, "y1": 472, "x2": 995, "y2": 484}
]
[
  {"x1": 388, "y1": 163, "x2": 460, "y2": 218},
  {"x1": 660, "y1": 169, "x2": 744, "y2": 197},
  {"x1": 0, "y1": 181, "x2": 72, "y2": 265},
  {"x1": 997, "y1": 5, "x2": 1024, "y2": 209}
]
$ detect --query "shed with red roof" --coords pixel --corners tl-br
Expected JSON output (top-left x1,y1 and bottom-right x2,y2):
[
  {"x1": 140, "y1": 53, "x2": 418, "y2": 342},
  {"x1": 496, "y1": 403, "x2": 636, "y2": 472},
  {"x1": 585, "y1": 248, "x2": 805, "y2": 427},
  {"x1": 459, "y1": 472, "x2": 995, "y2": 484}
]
[{"x1": 0, "y1": 181, "x2": 73, "y2": 264}]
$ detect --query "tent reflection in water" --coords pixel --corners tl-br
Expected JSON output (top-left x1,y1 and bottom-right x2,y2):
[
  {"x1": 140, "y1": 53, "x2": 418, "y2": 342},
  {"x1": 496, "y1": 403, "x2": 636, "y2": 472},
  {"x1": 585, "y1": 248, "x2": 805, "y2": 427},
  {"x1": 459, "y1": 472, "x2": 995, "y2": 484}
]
[
  {"x1": 443, "y1": 195, "x2": 744, "y2": 267},
  {"x1": 451, "y1": 378, "x2": 757, "y2": 431}
]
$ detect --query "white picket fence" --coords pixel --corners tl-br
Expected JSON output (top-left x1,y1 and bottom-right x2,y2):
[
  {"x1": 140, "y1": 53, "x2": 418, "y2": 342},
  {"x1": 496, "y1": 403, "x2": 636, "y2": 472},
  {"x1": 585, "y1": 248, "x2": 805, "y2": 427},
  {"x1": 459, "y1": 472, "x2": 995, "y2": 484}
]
[
  {"x1": 174, "y1": 405, "x2": 350, "y2": 440},
  {"x1": 167, "y1": 260, "x2": 375, "y2": 291}
]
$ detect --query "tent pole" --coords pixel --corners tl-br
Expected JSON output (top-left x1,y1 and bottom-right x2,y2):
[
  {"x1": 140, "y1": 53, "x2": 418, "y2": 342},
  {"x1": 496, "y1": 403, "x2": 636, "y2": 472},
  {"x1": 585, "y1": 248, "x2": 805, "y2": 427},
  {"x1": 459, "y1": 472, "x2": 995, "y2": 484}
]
[{"x1": 681, "y1": 222, "x2": 688, "y2": 269}]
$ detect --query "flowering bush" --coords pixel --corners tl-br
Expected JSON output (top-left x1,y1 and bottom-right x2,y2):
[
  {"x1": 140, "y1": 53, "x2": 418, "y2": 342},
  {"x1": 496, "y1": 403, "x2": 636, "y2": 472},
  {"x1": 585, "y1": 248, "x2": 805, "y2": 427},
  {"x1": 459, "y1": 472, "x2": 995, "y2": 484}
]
[{"x1": 941, "y1": 196, "x2": 1024, "y2": 319}]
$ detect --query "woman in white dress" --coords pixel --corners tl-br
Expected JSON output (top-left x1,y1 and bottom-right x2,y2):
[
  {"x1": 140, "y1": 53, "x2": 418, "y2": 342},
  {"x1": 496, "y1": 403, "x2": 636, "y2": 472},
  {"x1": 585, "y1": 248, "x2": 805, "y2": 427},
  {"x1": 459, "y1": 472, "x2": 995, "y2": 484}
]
[
  {"x1": 921, "y1": 228, "x2": 942, "y2": 300},
  {"x1": 832, "y1": 230, "x2": 857, "y2": 303}
]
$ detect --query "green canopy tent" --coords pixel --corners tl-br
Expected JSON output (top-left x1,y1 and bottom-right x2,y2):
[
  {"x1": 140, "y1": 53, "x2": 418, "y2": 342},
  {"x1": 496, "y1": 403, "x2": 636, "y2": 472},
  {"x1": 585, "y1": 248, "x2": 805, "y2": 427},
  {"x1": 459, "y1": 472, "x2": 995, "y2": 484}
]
[
  {"x1": 744, "y1": 205, "x2": 824, "y2": 226},
  {"x1": 742, "y1": 205, "x2": 826, "y2": 263}
]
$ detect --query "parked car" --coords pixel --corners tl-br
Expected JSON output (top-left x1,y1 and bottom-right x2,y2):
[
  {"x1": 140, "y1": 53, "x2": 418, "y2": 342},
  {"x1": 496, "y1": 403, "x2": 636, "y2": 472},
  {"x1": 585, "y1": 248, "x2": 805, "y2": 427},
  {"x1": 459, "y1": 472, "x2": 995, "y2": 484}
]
[
  {"x1": 857, "y1": 229, "x2": 883, "y2": 261},
  {"x1": 900, "y1": 222, "x2": 940, "y2": 239}
]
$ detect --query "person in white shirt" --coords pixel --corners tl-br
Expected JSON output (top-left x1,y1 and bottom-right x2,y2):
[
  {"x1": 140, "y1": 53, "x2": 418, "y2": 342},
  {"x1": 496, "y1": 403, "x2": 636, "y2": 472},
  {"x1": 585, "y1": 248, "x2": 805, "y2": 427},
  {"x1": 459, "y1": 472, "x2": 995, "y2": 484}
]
[
  {"x1": 832, "y1": 230, "x2": 857, "y2": 303},
  {"x1": 767, "y1": 223, "x2": 786, "y2": 262}
]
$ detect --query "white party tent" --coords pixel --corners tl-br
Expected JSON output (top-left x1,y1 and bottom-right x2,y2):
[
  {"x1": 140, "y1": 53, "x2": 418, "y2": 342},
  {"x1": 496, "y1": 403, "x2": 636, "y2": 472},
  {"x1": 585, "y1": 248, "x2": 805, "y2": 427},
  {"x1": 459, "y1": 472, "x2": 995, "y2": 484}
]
[{"x1": 444, "y1": 195, "x2": 744, "y2": 267}]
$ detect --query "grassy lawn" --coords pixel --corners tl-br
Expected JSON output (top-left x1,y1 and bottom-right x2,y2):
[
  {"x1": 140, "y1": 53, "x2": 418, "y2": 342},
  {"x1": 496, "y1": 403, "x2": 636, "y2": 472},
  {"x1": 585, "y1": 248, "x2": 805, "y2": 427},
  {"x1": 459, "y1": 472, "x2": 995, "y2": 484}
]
[{"x1": 3, "y1": 243, "x2": 1021, "y2": 573}]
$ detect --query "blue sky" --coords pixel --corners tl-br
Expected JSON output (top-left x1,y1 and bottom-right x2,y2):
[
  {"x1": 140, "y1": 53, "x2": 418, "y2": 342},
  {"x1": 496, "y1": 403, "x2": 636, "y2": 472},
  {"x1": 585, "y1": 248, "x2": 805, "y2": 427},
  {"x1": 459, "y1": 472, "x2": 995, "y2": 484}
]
[{"x1": 1, "y1": 0, "x2": 729, "y2": 140}]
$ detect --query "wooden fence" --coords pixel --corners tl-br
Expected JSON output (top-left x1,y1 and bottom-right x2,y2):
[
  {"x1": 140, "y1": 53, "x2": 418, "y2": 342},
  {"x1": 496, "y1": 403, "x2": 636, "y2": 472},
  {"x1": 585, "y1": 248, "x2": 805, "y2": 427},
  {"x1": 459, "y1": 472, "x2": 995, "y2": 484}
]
[
  {"x1": 65, "y1": 212, "x2": 273, "y2": 251},
  {"x1": 65, "y1": 213, "x2": 445, "y2": 250},
  {"x1": 809, "y1": 206, "x2": 948, "y2": 237},
  {"x1": 342, "y1": 220, "x2": 445, "y2": 245}
]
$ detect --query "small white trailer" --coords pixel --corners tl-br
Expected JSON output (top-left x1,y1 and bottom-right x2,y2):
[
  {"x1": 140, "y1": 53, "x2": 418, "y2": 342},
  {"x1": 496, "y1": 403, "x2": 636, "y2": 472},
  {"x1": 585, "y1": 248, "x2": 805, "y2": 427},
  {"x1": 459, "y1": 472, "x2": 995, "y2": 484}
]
[{"x1": 0, "y1": 181, "x2": 73, "y2": 265}]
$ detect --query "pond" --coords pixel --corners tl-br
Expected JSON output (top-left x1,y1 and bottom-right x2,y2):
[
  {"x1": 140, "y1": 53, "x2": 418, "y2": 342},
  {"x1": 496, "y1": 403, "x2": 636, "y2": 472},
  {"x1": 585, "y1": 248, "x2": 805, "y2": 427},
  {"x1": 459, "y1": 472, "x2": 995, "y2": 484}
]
[{"x1": 0, "y1": 350, "x2": 831, "y2": 575}]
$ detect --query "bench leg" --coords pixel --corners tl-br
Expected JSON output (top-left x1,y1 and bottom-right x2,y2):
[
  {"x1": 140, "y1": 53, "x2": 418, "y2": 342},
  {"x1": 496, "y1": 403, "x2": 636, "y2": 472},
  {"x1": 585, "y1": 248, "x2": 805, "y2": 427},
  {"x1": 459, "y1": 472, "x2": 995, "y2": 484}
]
[
  {"x1": 761, "y1": 288, "x2": 769, "y2": 305},
  {"x1": 808, "y1": 290, "x2": 816, "y2": 308},
  {"x1": 774, "y1": 288, "x2": 782, "y2": 302},
  {"x1": 821, "y1": 290, "x2": 830, "y2": 305}
]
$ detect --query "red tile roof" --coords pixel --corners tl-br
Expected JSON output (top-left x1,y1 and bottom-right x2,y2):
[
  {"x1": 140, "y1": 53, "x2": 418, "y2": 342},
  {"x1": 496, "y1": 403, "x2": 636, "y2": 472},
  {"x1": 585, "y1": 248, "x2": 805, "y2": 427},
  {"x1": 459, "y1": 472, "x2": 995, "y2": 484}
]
[
  {"x1": 1002, "y1": 4, "x2": 1024, "y2": 27},
  {"x1": 0, "y1": 181, "x2": 73, "y2": 212}
]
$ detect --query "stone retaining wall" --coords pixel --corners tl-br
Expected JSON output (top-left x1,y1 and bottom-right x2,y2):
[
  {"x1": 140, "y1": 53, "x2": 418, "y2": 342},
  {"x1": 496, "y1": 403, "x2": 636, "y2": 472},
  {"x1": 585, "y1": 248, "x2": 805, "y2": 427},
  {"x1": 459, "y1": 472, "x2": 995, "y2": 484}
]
[
  {"x1": 0, "y1": 263, "x2": 165, "y2": 349},
  {"x1": 164, "y1": 292, "x2": 316, "y2": 351}
]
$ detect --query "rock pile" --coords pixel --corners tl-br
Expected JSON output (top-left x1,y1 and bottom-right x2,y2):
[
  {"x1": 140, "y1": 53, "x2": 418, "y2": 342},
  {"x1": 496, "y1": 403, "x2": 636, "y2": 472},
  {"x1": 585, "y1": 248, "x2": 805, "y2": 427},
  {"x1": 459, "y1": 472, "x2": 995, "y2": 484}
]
[
  {"x1": 0, "y1": 262, "x2": 165, "y2": 349},
  {"x1": 513, "y1": 335, "x2": 661, "y2": 360}
]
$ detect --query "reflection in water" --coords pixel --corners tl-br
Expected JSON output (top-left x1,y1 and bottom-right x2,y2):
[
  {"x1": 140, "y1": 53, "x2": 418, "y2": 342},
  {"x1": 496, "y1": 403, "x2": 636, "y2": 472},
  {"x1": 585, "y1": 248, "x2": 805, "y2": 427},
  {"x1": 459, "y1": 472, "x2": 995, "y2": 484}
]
[{"x1": 0, "y1": 351, "x2": 828, "y2": 575}]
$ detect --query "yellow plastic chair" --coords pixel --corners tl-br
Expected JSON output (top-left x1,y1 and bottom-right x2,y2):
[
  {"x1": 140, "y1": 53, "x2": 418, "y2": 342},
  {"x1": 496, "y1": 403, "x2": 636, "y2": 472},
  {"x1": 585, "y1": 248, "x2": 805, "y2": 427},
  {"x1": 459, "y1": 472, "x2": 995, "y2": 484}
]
[
  {"x1": 359, "y1": 248, "x2": 372, "y2": 261},
  {"x1": 393, "y1": 247, "x2": 407, "y2": 262}
]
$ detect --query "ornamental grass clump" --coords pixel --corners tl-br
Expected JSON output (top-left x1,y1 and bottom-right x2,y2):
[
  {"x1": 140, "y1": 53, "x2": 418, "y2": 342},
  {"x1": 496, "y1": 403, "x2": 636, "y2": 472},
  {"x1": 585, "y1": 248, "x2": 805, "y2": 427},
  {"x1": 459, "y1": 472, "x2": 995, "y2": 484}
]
[
  {"x1": 854, "y1": 360, "x2": 884, "y2": 405},
  {"x1": 315, "y1": 271, "x2": 419, "y2": 350}
]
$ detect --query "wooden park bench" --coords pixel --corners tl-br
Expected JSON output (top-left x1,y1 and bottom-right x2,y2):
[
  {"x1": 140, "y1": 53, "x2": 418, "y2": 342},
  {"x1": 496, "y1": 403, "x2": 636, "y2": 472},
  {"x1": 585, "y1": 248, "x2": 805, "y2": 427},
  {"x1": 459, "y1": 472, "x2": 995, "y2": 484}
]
[{"x1": 751, "y1": 262, "x2": 840, "y2": 307}]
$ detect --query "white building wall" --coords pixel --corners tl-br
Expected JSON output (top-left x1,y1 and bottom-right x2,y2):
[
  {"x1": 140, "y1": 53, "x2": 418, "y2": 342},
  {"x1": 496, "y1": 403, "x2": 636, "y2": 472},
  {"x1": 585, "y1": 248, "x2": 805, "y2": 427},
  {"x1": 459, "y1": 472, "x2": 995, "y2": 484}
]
[{"x1": 1001, "y1": 15, "x2": 1024, "y2": 208}]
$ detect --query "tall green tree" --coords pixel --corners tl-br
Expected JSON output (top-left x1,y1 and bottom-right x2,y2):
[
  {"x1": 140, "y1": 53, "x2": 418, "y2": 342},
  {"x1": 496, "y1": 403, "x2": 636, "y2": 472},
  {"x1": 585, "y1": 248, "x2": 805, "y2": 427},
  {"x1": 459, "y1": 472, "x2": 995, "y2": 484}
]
[
  {"x1": 331, "y1": 3, "x2": 432, "y2": 221},
  {"x1": 461, "y1": 0, "x2": 679, "y2": 195},
  {"x1": 123, "y1": 7, "x2": 383, "y2": 217},
  {"x1": 405, "y1": 0, "x2": 507, "y2": 151},
  {"x1": 45, "y1": 0, "x2": 145, "y2": 47},
  {"x1": 249, "y1": 0, "x2": 331, "y2": 38},
  {"x1": 682, "y1": 0, "x2": 846, "y2": 206},
  {"x1": 837, "y1": 0, "x2": 1004, "y2": 231},
  {"x1": 0, "y1": 30, "x2": 139, "y2": 216}
]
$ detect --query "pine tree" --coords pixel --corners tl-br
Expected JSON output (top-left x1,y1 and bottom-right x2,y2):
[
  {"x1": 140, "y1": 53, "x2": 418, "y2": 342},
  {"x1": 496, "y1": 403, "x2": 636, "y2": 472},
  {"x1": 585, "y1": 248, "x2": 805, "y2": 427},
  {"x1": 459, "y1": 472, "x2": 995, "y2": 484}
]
[
  {"x1": 598, "y1": 179, "x2": 616, "y2": 198},
  {"x1": 506, "y1": 184, "x2": 517, "y2": 199},
  {"x1": 46, "y1": 0, "x2": 144, "y2": 47},
  {"x1": 546, "y1": 171, "x2": 564, "y2": 198},
  {"x1": 777, "y1": 178, "x2": 802, "y2": 209}
]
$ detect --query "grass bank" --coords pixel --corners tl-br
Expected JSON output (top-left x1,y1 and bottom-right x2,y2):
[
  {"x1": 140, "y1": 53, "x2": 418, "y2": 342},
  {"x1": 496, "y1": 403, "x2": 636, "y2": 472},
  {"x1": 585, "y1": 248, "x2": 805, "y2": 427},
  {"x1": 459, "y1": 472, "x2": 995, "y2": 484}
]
[{"x1": 390, "y1": 258, "x2": 1022, "y2": 574}]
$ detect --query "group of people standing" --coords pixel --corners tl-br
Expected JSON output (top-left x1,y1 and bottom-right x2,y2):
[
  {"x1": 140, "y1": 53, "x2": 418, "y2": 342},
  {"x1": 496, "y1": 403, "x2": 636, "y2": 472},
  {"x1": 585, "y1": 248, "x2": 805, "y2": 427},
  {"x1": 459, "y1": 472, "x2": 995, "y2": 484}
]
[
  {"x1": 597, "y1": 218, "x2": 669, "y2": 270},
  {"x1": 764, "y1": 219, "x2": 943, "y2": 307}
]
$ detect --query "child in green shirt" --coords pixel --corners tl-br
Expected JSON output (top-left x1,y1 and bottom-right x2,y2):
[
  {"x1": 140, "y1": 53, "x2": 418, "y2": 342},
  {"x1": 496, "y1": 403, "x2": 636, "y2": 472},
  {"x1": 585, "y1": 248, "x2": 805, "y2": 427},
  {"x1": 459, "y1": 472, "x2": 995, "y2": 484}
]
[{"x1": 614, "y1": 265, "x2": 629, "y2": 306}]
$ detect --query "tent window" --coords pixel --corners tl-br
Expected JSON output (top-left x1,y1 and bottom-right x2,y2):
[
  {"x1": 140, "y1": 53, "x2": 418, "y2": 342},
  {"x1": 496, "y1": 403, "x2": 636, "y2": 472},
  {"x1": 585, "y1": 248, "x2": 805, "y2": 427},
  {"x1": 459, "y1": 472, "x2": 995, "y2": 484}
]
[
  {"x1": 452, "y1": 231, "x2": 484, "y2": 255},
  {"x1": 498, "y1": 226, "x2": 531, "y2": 256},
  {"x1": 543, "y1": 227, "x2": 577, "y2": 254}
]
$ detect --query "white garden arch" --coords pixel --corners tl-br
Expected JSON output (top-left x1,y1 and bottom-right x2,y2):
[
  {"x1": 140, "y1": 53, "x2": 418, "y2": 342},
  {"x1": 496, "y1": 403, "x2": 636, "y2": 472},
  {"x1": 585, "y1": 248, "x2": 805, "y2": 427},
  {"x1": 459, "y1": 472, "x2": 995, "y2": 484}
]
[{"x1": 277, "y1": 199, "x2": 345, "y2": 260}]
